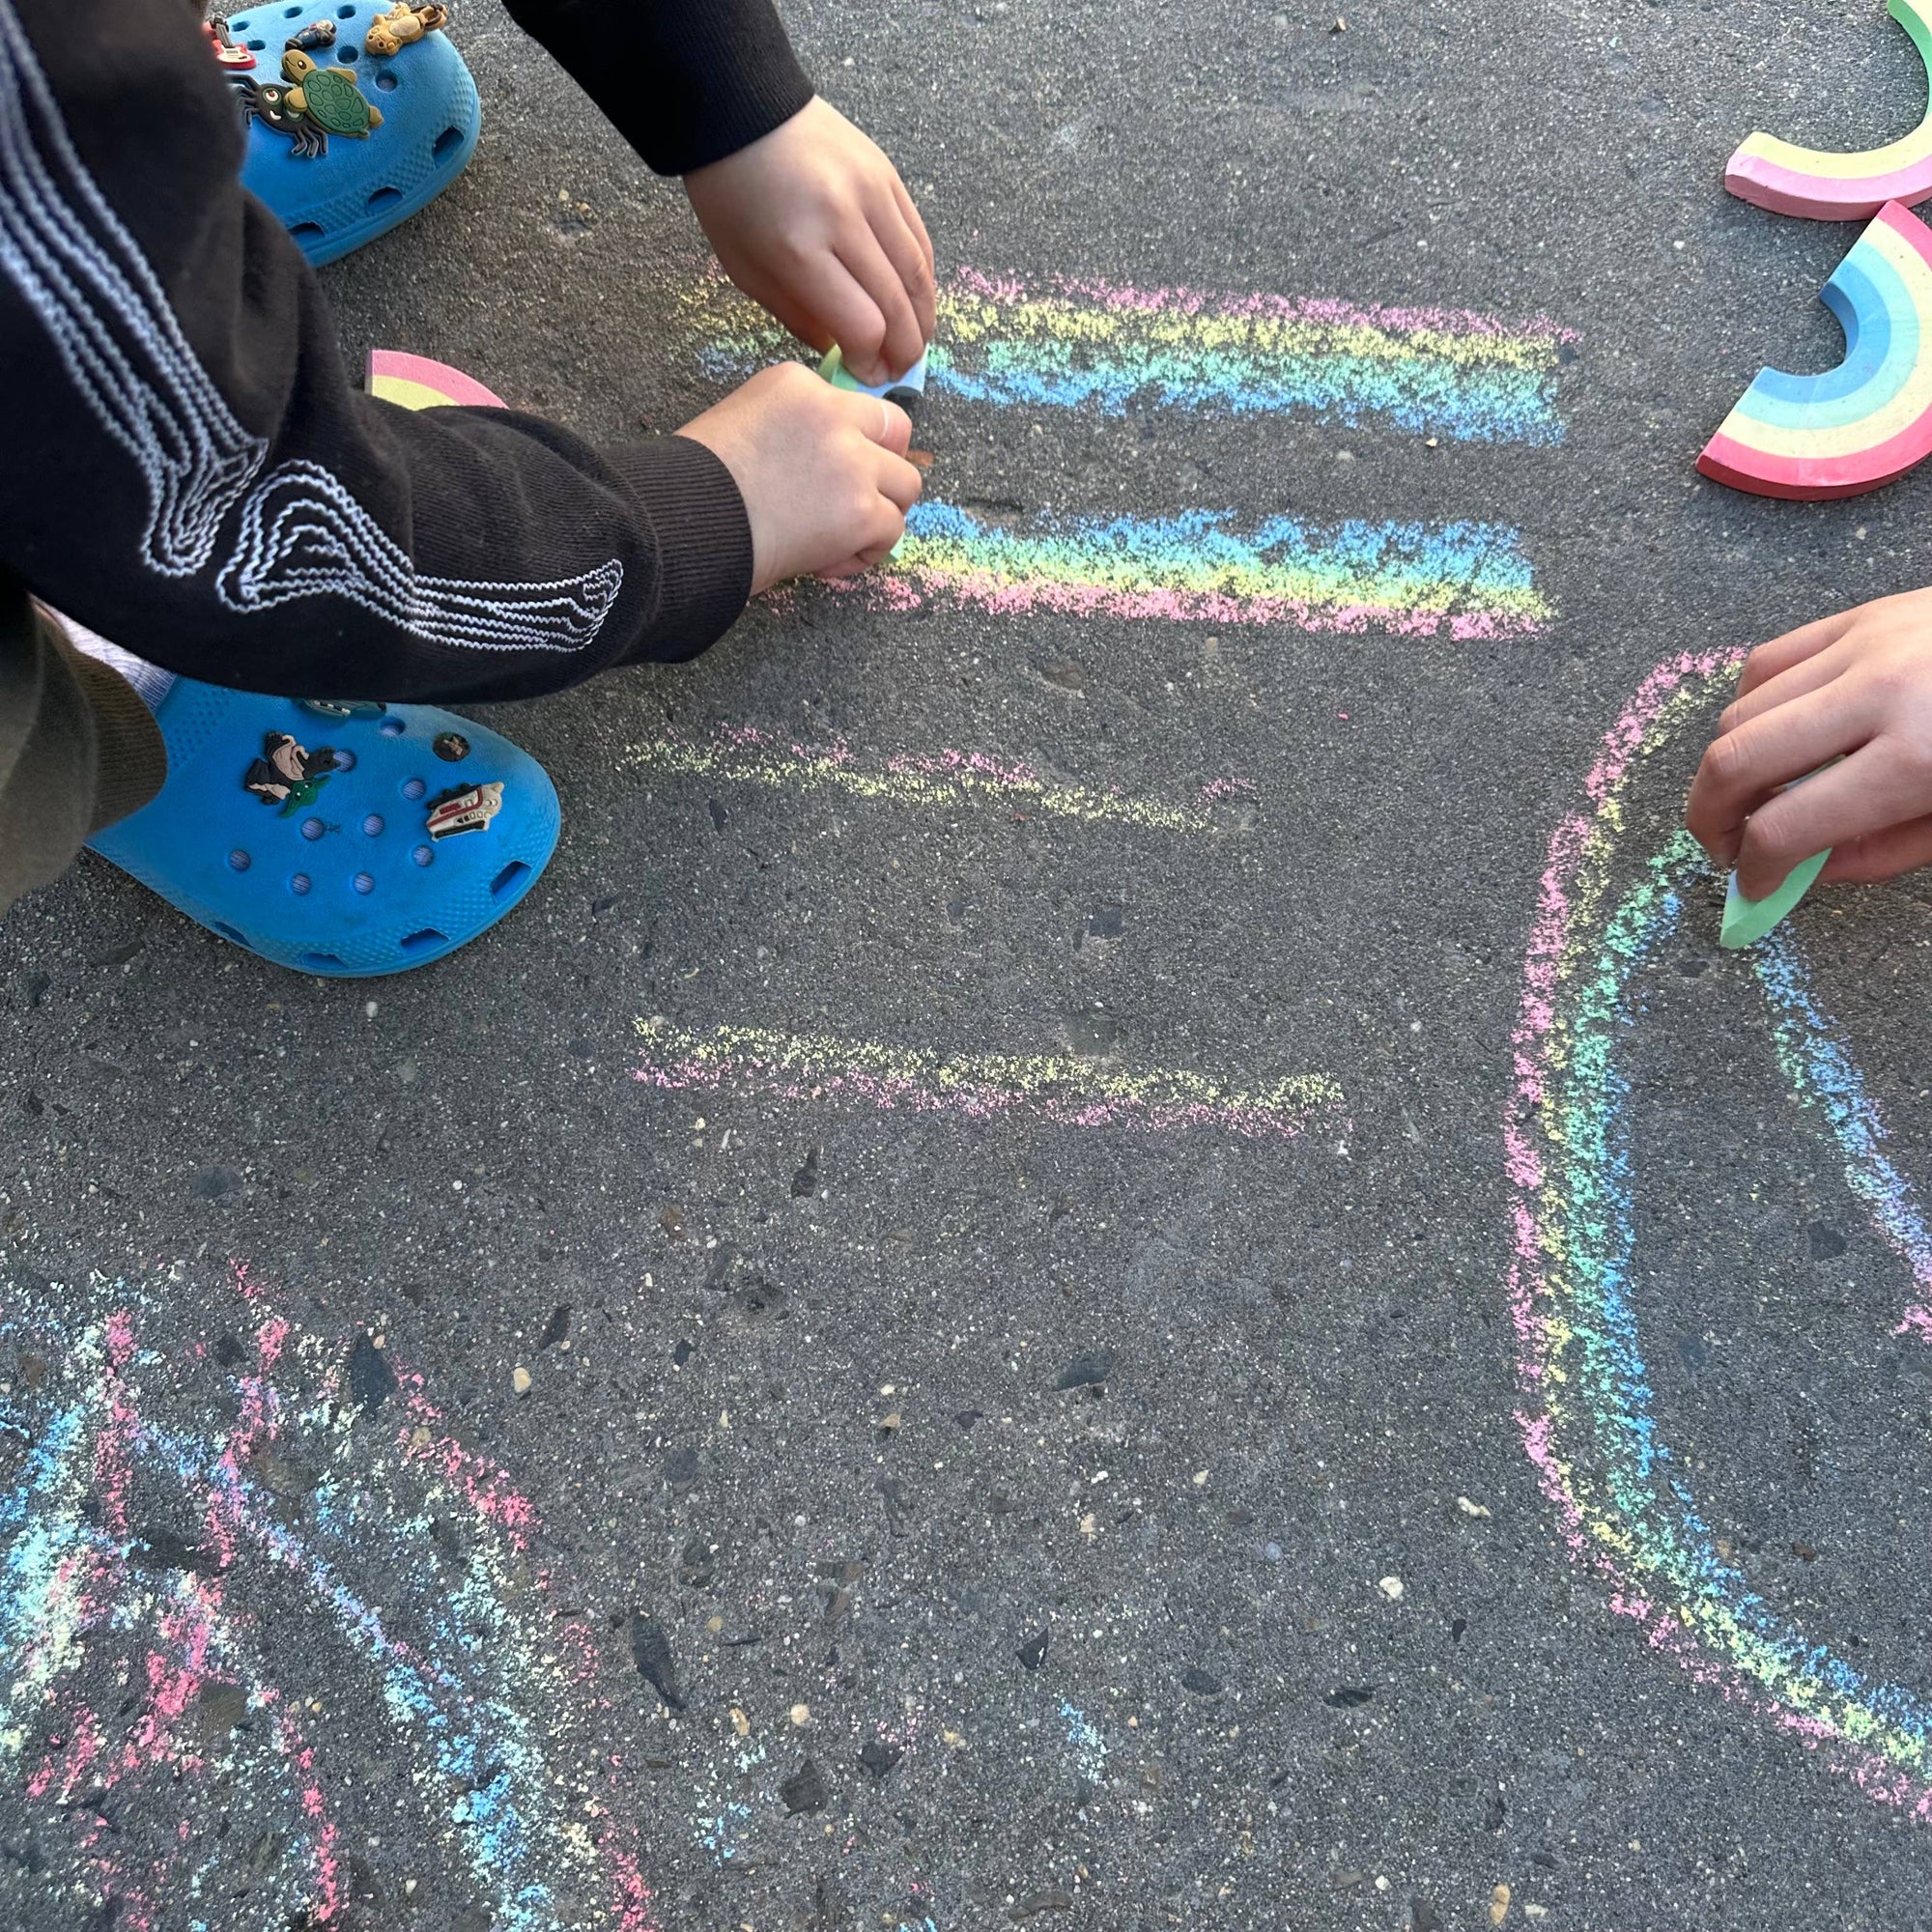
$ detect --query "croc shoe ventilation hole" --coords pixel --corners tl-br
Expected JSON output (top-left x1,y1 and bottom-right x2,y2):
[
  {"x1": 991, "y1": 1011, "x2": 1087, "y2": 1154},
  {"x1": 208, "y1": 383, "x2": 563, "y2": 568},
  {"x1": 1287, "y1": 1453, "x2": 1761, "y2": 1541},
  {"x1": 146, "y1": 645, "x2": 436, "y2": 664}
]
[
  {"x1": 491, "y1": 861, "x2": 531, "y2": 899},
  {"x1": 400, "y1": 929, "x2": 447, "y2": 954},
  {"x1": 213, "y1": 922, "x2": 249, "y2": 947},
  {"x1": 433, "y1": 126, "x2": 465, "y2": 162},
  {"x1": 368, "y1": 187, "x2": 402, "y2": 213}
]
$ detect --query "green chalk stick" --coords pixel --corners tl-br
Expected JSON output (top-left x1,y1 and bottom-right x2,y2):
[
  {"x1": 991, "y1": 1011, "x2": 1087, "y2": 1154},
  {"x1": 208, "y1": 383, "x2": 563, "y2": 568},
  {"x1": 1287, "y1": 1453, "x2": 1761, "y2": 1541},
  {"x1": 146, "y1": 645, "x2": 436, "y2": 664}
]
[
  {"x1": 1717, "y1": 759, "x2": 1836, "y2": 950},
  {"x1": 1719, "y1": 847, "x2": 1831, "y2": 949}
]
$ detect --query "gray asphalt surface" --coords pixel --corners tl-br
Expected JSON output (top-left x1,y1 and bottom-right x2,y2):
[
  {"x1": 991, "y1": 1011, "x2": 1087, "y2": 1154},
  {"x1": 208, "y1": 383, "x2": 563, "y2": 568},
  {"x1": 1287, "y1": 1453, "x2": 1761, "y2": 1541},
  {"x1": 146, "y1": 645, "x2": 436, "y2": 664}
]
[{"x1": 8, "y1": 1, "x2": 1932, "y2": 1926}]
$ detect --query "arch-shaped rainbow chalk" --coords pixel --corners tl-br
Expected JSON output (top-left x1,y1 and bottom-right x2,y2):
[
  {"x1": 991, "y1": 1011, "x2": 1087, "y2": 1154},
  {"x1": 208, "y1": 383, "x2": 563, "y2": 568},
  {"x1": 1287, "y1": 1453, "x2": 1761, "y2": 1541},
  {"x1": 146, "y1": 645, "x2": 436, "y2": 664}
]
[
  {"x1": 1698, "y1": 200, "x2": 1932, "y2": 499},
  {"x1": 1727, "y1": 0, "x2": 1932, "y2": 218},
  {"x1": 365, "y1": 348, "x2": 506, "y2": 412}
]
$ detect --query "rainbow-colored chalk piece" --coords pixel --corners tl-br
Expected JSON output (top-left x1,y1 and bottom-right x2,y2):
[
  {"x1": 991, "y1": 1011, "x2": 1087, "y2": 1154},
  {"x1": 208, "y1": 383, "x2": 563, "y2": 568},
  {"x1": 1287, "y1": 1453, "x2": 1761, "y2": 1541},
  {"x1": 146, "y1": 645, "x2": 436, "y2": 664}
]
[
  {"x1": 366, "y1": 347, "x2": 507, "y2": 412},
  {"x1": 634, "y1": 1018, "x2": 1342, "y2": 1141},
  {"x1": 1698, "y1": 201, "x2": 1932, "y2": 500},
  {"x1": 1726, "y1": 0, "x2": 1932, "y2": 219}
]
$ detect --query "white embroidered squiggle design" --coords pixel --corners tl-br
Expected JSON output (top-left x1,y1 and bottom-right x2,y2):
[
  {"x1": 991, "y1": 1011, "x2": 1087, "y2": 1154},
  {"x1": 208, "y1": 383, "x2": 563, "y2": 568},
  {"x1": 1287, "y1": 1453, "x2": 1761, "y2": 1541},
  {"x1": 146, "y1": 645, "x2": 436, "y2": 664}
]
[
  {"x1": 0, "y1": 0, "x2": 622, "y2": 653},
  {"x1": 218, "y1": 462, "x2": 625, "y2": 653},
  {"x1": 0, "y1": 0, "x2": 265, "y2": 574}
]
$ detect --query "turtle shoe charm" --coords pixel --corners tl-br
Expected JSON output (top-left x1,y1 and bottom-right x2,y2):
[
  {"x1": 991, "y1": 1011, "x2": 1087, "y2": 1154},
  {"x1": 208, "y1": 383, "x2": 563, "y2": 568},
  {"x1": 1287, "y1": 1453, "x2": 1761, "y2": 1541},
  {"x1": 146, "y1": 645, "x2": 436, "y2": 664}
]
[
  {"x1": 236, "y1": 44, "x2": 384, "y2": 157},
  {"x1": 364, "y1": 2, "x2": 449, "y2": 57}
]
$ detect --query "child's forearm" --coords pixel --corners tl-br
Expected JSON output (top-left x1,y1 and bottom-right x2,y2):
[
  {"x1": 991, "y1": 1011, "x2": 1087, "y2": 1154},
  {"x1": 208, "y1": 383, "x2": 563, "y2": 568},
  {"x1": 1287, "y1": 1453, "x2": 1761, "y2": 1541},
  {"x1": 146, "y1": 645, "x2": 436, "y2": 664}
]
[
  {"x1": 503, "y1": 0, "x2": 813, "y2": 176},
  {"x1": 0, "y1": 0, "x2": 753, "y2": 706}
]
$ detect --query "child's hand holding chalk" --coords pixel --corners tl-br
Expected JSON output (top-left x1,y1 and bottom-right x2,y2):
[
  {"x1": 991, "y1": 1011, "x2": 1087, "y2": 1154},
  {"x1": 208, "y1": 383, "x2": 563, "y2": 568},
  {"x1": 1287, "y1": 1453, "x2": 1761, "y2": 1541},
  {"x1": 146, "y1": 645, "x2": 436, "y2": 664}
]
[
  {"x1": 684, "y1": 98, "x2": 936, "y2": 389},
  {"x1": 1688, "y1": 586, "x2": 1932, "y2": 897},
  {"x1": 679, "y1": 364, "x2": 922, "y2": 591}
]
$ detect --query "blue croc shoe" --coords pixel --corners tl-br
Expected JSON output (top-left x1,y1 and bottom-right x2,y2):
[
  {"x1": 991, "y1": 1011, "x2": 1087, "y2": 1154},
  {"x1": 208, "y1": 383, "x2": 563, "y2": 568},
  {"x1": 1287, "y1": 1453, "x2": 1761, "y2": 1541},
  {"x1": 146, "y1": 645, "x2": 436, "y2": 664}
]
[
  {"x1": 87, "y1": 683, "x2": 558, "y2": 977},
  {"x1": 222, "y1": 1, "x2": 481, "y2": 266}
]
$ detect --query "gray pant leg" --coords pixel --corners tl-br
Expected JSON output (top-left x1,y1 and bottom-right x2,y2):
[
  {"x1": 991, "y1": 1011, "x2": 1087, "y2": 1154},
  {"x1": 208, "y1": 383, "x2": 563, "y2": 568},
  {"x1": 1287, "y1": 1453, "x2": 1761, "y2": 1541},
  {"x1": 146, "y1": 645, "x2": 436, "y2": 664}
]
[{"x1": 0, "y1": 570, "x2": 167, "y2": 912}]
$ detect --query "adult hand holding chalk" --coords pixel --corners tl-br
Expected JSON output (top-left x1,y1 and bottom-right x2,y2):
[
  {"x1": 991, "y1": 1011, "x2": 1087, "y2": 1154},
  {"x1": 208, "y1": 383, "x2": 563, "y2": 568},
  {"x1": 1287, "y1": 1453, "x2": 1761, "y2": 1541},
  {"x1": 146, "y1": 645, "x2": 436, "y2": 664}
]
[{"x1": 1688, "y1": 586, "x2": 1932, "y2": 936}]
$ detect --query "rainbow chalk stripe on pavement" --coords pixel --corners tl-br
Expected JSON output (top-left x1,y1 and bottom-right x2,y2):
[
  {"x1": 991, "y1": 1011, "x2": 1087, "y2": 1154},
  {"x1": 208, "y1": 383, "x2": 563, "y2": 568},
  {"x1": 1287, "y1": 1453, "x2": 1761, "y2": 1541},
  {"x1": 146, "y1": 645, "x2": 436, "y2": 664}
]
[
  {"x1": 681, "y1": 268, "x2": 1574, "y2": 446},
  {"x1": 0, "y1": 1265, "x2": 661, "y2": 1932},
  {"x1": 1726, "y1": 0, "x2": 1932, "y2": 220},
  {"x1": 864, "y1": 500, "x2": 1551, "y2": 639},
  {"x1": 1698, "y1": 201, "x2": 1932, "y2": 500},
  {"x1": 1510, "y1": 649, "x2": 1932, "y2": 1819},
  {"x1": 622, "y1": 724, "x2": 1247, "y2": 833},
  {"x1": 635, "y1": 1018, "x2": 1341, "y2": 1142}
]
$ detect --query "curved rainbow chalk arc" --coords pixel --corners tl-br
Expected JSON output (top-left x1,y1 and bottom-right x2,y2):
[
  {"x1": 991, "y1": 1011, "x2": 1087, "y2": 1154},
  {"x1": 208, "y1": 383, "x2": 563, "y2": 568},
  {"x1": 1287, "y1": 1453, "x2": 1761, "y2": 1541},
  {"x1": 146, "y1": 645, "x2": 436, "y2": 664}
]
[
  {"x1": 1697, "y1": 200, "x2": 1932, "y2": 499},
  {"x1": 1726, "y1": 0, "x2": 1932, "y2": 219},
  {"x1": 366, "y1": 348, "x2": 507, "y2": 412}
]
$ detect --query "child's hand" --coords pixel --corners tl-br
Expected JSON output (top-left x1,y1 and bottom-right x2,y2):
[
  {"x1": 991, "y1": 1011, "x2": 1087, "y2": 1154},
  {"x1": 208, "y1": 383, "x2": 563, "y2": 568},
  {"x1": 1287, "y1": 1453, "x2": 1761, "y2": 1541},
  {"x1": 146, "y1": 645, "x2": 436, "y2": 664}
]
[
  {"x1": 678, "y1": 362, "x2": 922, "y2": 593},
  {"x1": 1687, "y1": 586, "x2": 1932, "y2": 895},
  {"x1": 683, "y1": 98, "x2": 935, "y2": 389}
]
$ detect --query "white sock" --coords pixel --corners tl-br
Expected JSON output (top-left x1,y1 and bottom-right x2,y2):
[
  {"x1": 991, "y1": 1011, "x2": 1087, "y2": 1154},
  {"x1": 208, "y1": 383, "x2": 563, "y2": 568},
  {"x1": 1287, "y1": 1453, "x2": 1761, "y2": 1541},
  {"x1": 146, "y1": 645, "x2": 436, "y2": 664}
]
[{"x1": 48, "y1": 611, "x2": 176, "y2": 713}]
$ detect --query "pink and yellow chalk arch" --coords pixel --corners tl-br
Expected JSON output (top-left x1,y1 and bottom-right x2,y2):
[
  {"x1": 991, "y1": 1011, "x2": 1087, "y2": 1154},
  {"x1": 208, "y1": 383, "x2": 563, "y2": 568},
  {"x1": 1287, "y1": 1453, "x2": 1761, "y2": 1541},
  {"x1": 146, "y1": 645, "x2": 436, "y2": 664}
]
[
  {"x1": 1727, "y1": 0, "x2": 1932, "y2": 220},
  {"x1": 366, "y1": 348, "x2": 506, "y2": 412}
]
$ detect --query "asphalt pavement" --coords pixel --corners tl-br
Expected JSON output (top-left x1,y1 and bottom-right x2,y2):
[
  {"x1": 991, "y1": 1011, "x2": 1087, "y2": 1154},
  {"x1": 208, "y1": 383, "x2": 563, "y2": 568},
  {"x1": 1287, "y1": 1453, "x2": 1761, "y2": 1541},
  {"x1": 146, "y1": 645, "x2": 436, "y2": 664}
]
[{"x1": 7, "y1": 1, "x2": 1932, "y2": 1926}]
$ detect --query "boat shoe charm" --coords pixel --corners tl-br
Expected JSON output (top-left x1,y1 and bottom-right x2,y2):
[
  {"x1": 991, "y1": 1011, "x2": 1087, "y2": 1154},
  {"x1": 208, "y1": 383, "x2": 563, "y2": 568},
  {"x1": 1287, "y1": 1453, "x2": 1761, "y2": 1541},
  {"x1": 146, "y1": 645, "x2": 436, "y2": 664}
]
[{"x1": 425, "y1": 781, "x2": 503, "y2": 840}]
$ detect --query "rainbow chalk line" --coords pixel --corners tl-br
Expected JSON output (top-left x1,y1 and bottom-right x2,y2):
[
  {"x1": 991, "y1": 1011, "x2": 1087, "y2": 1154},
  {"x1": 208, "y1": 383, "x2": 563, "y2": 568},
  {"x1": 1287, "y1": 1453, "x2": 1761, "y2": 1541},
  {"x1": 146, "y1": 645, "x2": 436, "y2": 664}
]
[
  {"x1": 862, "y1": 500, "x2": 1550, "y2": 639},
  {"x1": 635, "y1": 1018, "x2": 1341, "y2": 1142},
  {"x1": 623, "y1": 724, "x2": 1248, "y2": 832},
  {"x1": 680, "y1": 268, "x2": 1574, "y2": 445},
  {"x1": 0, "y1": 1265, "x2": 660, "y2": 1932},
  {"x1": 1509, "y1": 648, "x2": 1932, "y2": 1816}
]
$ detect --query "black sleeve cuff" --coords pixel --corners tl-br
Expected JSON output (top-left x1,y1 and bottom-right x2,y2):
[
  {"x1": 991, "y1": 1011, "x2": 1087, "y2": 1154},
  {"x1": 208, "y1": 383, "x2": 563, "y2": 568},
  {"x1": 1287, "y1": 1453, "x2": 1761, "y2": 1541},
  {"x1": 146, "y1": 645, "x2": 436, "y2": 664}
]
[
  {"x1": 602, "y1": 434, "x2": 754, "y2": 663},
  {"x1": 504, "y1": 0, "x2": 814, "y2": 175}
]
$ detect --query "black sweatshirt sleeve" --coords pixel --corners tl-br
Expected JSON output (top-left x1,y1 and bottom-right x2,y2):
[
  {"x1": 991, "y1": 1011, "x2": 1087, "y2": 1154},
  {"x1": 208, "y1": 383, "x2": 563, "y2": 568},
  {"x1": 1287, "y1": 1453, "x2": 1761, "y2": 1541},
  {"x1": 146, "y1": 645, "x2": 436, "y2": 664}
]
[
  {"x1": 0, "y1": 0, "x2": 753, "y2": 708},
  {"x1": 504, "y1": 0, "x2": 814, "y2": 175}
]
